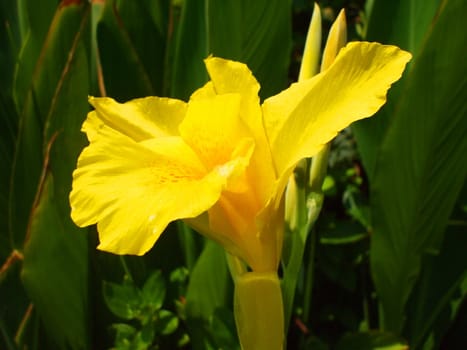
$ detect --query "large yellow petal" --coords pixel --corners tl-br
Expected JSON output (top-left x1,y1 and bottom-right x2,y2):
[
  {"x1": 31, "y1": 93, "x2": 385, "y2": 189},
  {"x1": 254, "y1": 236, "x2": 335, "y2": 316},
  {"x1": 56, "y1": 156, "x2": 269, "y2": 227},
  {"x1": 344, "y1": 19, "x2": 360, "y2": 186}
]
[
  {"x1": 203, "y1": 57, "x2": 271, "y2": 163},
  {"x1": 88, "y1": 96, "x2": 187, "y2": 142},
  {"x1": 202, "y1": 57, "x2": 276, "y2": 211},
  {"x1": 263, "y1": 42, "x2": 412, "y2": 180},
  {"x1": 70, "y1": 129, "x2": 238, "y2": 255}
]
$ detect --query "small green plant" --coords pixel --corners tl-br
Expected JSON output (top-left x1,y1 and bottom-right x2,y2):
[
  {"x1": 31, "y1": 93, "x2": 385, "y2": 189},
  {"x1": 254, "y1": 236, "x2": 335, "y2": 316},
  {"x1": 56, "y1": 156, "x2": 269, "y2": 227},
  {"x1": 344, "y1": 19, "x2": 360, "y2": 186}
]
[{"x1": 103, "y1": 271, "x2": 179, "y2": 350}]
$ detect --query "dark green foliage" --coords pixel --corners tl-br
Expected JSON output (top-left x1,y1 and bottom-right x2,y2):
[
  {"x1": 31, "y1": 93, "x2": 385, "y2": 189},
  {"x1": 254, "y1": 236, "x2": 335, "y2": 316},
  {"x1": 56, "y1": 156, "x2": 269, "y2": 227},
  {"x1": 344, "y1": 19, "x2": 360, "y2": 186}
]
[{"x1": 103, "y1": 271, "x2": 180, "y2": 349}]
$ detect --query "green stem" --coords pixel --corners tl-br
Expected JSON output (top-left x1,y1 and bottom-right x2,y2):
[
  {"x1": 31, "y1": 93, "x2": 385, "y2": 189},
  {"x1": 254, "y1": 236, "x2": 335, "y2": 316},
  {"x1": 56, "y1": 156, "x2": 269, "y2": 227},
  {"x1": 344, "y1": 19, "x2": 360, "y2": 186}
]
[
  {"x1": 14, "y1": 303, "x2": 34, "y2": 347},
  {"x1": 309, "y1": 144, "x2": 330, "y2": 193},
  {"x1": 119, "y1": 256, "x2": 133, "y2": 282},
  {"x1": 177, "y1": 221, "x2": 198, "y2": 271},
  {"x1": 226, "y1": 253, "x2": 248, "y2": 282},
  {"x1": 302, "y1": 227, "x2": 317, "y2": 324},
  {"x1": 301, "y1": 144, "x2": 329, "y2": 324}
]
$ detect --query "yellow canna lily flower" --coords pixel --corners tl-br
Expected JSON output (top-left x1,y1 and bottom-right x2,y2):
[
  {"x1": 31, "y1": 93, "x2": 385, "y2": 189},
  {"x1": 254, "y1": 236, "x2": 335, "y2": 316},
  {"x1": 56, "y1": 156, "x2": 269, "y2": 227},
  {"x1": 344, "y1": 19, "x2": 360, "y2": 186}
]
[{"x1": 70, "y1": 42, "x2": 411, "y2": 273}]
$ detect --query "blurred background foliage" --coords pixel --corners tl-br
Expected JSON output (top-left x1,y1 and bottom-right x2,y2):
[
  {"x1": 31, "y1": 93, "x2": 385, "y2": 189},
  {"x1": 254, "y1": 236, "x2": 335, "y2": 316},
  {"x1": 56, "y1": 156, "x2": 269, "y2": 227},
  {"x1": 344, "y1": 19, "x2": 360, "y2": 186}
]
[{"x1": 0, "y1": 0, "x2": 465, "y2": 349}]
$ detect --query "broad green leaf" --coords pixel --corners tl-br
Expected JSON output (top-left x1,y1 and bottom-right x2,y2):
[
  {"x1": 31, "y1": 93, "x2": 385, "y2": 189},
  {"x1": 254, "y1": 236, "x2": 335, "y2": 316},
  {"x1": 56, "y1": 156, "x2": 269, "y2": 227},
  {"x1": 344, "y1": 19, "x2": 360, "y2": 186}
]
[
  {"x1": 365, "y1": 0, "x2": 441, "y2": 54},
  {"x1": 96, "y1": 0, "x2": 169, "y2": 100},
  {"x1": 369, "y1": 0, "x2": 467, "y2": 333},
  {"x1": 353, "y1": 0, "x2": 441, "y2": 177},
  {"x1": 185, "y1": 240, "x2": 231, "y2": 350},
  {"x1": 15, "y1": 3, "x2": 91, "y2": 348},
  {"x1": 13, "y1": 0, "x2": 57, "y2": 109},
  {"x1": 171, "y1": 0, "x2": 291, "y2": 100},
  {"x1": 404, "y1": 223, "x2": 467, "y2": 349},
  {"x1": 206, "y1": 0, "x2": 291, "y2": 99},
  {"x1": 209, "y1": 307, "x2": 239, "y2": 350},
  {"x1": 170, "y1": 0, "x2": 207, "y2": 100},
  {"x1": 21, "y1": 175, "x2": 89, "y2": 349},
  {"x1": 9, "y1": 1, "x2": 90, "y2": 247}
]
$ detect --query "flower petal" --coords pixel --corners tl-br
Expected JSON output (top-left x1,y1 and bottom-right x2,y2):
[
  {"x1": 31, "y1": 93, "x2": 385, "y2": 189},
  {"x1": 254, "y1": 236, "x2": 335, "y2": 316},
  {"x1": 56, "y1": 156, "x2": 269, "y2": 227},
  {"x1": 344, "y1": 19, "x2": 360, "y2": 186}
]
[
  {"x1": 179, "y1": 94, "x2": 254, "y2": 191},
  {"x1": 88, "y1": 96, "x2": 187, "y2": 142},
  {"x1": 263, "y1": 42, "x2": 412, "y2": 179},
  {"x1": 70, "y1": 130, "x2": 234, "y2": 255},
  {"x1": 202, "y1": 57, "x2": 276, "y2": 208},
  {"x1": 203, "y1": 57, "x2": 266, "y2": 149}
]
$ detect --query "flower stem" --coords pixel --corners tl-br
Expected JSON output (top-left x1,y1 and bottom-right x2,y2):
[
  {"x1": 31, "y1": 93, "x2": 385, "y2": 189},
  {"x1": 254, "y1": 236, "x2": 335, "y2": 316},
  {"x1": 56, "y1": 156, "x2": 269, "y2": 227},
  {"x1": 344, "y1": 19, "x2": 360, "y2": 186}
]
[
  {"x1": 234, "y1": 271, "x2": 284, "y2": 350},
  {"x1": 302, "y1": 227, "x2": 317, "y2": 324}
]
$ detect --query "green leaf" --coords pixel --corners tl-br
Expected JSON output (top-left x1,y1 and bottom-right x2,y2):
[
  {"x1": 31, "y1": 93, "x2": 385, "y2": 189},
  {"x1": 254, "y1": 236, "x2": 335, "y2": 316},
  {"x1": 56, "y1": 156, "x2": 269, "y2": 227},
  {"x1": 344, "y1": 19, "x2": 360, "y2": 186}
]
[
  {"x1": 366, "y1": 0, "x2": 441, "y2": 55},
  {"x1": 206, "y1": 0, "x2": 291, "y2": 99},
  {"x1": 96, "y1": 0, "x2": 169, "y2": 100},
  {"x1": 156, "y1": 310, "x2": 179, "y2": 335},
  {"x1": 0, "y1": 94, "x2": 17, "y2": 259},
  {"x1": 103, "y1": 279, "x2": 142, "y2": 320},
  {"x1": 185, "y1": 240, "x2": 231, "y2": 350},
  {"x1": 141, "y1": 270, "x2": 166, "y2": 311},
  {"x1": 0, "y1": 259, "x2": 27, "y2": 350},
  {"x1": 21, "y1": 175, "x2": 89, "y2": 349},
  {"x1": 209, "y1": 307, "x2": 239, "y2": 350},
  {"x1": 369, "y1": 0, "x2": 467, "y2": 332},
  {"x1": 112, "y1": 323, "x2": 137, "y2": 349},
  {"x1": 185, "y1": 241, "x2": 231, "y2": 318},
  {"x1": 0, "y1": 0, "x2": 20, "y2": 94},
  {"x1": 13, "y1": 0, "x2": 57, "y2": 109},
  {"x1": 319, "y1": 221, "x2": 368, "y2": 245},
  {"x1": 0, "y1": 0, "x2": 19, "y2": 257},
  {"x1": 17, "y1": 3, "x2": 91, "y2": 349},
  {"x1": 134, "y1": 322, "x2": 156, "y2": 349},
  {"x1": 353, "y1": 0, "x2": 441, "y2": 177},
  {"x1": 170, "y1": 0, "x2": 208, "y2": 100},
  {"x1": 404, "y1": 223, "x2": 467, "y2": 349},
  {"x1": 9, "y1": 1, "x2": 90, "y2": 247},
  {"x1": 0, "y1": 316, "x2": 19, "y2": 350},
  {"x1": 336, "y1": 331, "x2": 408, "y2": 350},
  {"x1": 171, "y1": 0, "x2": 291, "y2": 100}
]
